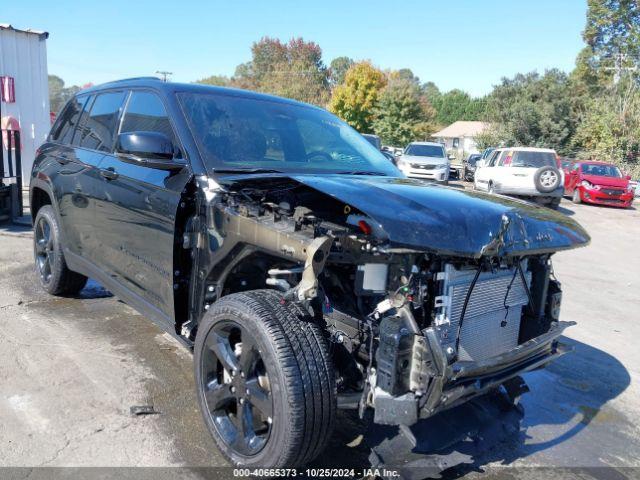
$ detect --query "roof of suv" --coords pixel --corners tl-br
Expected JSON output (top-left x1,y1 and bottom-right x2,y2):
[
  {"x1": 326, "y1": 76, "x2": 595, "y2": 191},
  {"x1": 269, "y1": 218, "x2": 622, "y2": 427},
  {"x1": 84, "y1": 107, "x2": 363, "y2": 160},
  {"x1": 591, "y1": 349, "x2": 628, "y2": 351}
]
[
  {"x1": 407, "y1": 141, "x2": 445, "y2": 147},
  {"x1": 78, "y1": 77, "x2": 323, "y2": 110},
  {"x1": 493, "y1": 147, "x2": 557, "y2": 153}
]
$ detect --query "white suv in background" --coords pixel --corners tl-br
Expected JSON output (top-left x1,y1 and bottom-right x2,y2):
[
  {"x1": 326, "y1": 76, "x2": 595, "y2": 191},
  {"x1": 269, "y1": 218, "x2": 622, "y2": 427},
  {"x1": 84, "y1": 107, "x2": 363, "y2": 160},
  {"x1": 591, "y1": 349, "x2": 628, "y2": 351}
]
[
  {"x1": 397, "y1": 142, "x2": 449, "y2": 183},
  {"x1": 474, "y1": 147, "x2": 564, "y2": 209}
]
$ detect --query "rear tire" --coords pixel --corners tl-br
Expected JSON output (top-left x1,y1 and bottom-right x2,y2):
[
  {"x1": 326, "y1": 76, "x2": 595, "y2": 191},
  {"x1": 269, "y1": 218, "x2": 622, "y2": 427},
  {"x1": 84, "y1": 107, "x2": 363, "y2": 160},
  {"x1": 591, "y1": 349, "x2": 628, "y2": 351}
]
[
  {"x1": 572, "y1": 189, "x2": 582, "y2": 204},
  {"x1": 33, "y1": 205, "x2": 88, "y2": 295},
  {"x1": 194, "y1": 290, "x2": 336, "y2": 468}
]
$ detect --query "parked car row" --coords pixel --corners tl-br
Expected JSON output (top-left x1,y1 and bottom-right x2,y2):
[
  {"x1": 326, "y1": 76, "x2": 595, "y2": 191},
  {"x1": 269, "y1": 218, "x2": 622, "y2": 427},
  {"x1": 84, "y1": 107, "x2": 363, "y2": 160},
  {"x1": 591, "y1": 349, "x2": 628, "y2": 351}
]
[
  {"x1": 359, "y1": 135, "x2": 635, "y2": 210},
  {"x1": 470, "y1": 147, "x2": 634, "y2": 209}
]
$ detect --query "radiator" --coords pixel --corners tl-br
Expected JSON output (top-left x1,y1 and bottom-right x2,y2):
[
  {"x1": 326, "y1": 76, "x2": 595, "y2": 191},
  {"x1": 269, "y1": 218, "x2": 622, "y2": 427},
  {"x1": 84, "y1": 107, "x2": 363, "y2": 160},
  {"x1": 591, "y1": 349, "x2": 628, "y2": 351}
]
[{"x1": 434, "y1": 262, "x2": 531, "y2": 362}]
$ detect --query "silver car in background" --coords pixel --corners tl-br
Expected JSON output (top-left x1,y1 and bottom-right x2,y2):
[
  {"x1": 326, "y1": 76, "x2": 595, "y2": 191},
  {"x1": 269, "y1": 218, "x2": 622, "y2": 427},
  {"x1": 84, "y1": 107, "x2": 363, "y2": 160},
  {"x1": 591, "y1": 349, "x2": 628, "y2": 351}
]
[{"x1": 396, "y1": 142, "x2": 450, "y2": 183}]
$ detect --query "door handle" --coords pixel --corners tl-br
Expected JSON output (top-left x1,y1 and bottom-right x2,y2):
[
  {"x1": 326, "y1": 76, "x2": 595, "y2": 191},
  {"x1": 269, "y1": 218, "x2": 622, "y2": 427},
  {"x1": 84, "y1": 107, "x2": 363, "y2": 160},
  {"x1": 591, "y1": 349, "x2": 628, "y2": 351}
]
[{"x1": 100, "y1": 167, "x2": 119, "y2": 180}]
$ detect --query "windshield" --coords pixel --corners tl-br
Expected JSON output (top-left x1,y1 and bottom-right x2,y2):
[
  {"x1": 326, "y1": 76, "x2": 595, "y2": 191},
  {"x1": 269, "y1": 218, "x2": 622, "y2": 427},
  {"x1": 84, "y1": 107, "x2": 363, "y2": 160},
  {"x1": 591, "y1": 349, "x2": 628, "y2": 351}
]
[
  {"x1": 178, "y1": 92, "x2": 400, "y2": 176},
  {"x1": 467, "y1": 155, "x2": 480, "y2": 165},
  {"x1": 582, "y1": 163, "x2": 622, "y2": 178},
  {"x1": 512, "y1": 151, "x2": 556, "y2": 168},
  {"x1": 405, "y1": 144, "x2": 446, "y2": 158}
]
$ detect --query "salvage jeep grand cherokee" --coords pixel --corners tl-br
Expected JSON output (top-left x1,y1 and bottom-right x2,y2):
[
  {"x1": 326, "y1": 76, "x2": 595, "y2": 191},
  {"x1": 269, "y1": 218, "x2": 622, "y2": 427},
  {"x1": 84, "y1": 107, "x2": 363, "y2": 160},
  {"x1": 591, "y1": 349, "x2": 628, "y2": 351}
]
[{"x1": 30, "y1": 78, "x2": 590, "y2": 468}]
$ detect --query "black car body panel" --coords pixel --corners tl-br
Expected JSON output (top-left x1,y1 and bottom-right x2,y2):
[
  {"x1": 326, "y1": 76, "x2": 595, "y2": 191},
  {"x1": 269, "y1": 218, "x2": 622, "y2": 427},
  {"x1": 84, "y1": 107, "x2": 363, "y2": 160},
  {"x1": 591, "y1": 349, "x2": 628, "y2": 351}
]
[
  {"x1": 285, "y1": 174, "x2": 589, "y2": 257},
  {"x1": 31, "y1": 79, "x2": 590, "y2": 446}
]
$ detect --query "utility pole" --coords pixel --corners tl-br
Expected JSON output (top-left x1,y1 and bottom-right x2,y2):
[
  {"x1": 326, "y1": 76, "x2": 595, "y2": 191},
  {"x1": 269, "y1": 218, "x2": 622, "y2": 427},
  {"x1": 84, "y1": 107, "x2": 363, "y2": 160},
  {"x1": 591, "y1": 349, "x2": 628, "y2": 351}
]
[
  {"x1": 155, "y1": 71, "x2": 173, "y2": 82},
  {"x1": 604, "y1": 53, "x2": 638, "y2": 85}
]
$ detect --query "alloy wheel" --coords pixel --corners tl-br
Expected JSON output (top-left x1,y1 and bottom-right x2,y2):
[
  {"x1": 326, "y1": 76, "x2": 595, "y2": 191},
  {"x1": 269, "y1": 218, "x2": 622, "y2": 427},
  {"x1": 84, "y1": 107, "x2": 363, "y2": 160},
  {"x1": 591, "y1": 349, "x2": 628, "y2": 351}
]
[
  {"x1": 199, "y1": 321, "x2": 273, "y2": 456},
  {"x1": 540, "y1": 170, "x2": 558, "y2": 188},
  {"x1": 34, "y1": 216, "x2": 54, "y2": 285}
]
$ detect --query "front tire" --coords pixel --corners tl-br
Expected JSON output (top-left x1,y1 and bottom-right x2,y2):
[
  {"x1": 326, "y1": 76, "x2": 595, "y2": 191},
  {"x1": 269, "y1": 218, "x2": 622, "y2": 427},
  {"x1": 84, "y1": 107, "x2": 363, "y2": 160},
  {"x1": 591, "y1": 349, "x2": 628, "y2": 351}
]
[
  {"x1": 33, "y1": 205, "x2": 88, "y2": 295},
  {"x1": 194, "y1": 290, "x2": 336, "y2": 468}
]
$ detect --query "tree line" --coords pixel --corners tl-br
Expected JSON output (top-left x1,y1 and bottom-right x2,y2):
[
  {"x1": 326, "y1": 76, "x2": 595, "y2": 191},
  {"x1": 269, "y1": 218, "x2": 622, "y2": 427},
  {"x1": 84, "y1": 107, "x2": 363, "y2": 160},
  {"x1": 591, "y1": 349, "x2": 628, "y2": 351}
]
[{"x1": 49, "y1": 0, "x2": 640, "y2": 176}]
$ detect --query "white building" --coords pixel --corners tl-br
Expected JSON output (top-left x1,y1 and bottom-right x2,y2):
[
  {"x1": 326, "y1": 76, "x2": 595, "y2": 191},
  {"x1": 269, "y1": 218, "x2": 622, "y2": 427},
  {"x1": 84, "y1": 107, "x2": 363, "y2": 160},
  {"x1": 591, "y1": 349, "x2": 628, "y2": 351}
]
[
  {"x1": 432, "y1": 121, "x2": 488, "y2": 158},
  {"x1": 1, "y1": 23, "x2": 50, "y2": 184}
]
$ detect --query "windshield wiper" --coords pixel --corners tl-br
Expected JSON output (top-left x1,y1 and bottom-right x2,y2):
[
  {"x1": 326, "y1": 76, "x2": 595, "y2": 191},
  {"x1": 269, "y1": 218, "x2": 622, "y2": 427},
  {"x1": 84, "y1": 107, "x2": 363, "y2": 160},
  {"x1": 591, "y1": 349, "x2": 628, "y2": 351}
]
[
  {"x1": 214, "y1": 168, "x2": 285, "y2": 174},
  {"x1": 335, "y1": 171, "x2": 387, "y2": 176}
]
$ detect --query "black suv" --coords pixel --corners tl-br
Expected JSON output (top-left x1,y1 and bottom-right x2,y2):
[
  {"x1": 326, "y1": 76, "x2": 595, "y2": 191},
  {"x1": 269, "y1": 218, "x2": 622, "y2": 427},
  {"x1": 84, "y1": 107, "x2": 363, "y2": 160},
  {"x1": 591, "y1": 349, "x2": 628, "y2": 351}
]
[{"x1": 31, "y1": 78, "x2": 590, "y2": 468}]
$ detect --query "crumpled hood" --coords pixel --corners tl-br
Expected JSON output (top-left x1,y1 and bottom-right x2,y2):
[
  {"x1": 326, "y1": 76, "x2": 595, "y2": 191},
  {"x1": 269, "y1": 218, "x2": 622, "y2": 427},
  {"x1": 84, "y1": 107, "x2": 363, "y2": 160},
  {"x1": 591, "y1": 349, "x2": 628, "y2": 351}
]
[
  {"x1": 290, "y1": 175, "x2": 590, "y2": 257},
  {"x1": 582, "y1": 174, "x2": 629, "y2": 188}
]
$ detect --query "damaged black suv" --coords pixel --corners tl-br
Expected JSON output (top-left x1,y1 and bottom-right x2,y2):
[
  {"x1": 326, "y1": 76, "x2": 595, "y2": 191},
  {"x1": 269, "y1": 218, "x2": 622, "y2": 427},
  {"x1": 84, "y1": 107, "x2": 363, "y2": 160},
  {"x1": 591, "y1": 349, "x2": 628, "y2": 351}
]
[{"x1": 31, "y1": 78, "x2": 590, "y2": 468}]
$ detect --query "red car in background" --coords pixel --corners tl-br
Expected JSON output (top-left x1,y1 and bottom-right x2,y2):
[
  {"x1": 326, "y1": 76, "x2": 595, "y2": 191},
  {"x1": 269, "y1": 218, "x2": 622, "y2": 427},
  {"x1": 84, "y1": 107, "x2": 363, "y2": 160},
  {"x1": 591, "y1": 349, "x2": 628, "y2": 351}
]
[{"x1": 564, "y1": 161, "x2": 634, "y2": 208}]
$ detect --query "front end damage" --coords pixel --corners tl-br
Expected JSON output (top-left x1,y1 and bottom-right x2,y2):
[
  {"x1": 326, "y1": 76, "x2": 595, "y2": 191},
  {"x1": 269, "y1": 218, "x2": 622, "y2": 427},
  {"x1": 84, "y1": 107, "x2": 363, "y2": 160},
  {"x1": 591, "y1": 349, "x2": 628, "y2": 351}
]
[{"x1": 184, "y1": 173, "x2": 590, "y2": 427}]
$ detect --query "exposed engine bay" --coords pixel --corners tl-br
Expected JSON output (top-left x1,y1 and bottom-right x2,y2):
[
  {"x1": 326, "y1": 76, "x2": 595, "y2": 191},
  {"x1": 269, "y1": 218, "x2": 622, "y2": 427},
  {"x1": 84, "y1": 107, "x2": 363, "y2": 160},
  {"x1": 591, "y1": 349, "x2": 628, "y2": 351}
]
[{"x1": 183, "y1": 174, "x2": 578, "y2": 427}]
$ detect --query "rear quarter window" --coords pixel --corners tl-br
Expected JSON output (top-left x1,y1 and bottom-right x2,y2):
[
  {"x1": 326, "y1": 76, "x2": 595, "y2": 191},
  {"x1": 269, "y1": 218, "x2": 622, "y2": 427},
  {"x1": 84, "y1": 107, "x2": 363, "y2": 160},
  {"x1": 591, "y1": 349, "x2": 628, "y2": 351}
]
[
  {"x1": 512, "y1": 151, "x2": 556, "y2": 168},
  {"x1": 50, "y1": 96, "x2": 90, "y2": 144}
]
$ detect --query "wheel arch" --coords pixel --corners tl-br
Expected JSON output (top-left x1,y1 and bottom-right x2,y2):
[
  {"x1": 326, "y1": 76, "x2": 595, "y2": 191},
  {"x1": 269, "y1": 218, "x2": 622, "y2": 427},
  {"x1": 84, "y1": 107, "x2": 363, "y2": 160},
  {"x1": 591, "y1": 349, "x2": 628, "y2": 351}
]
[{"x1": 30, "y1": 182, "x2": 55, "y2": 223}]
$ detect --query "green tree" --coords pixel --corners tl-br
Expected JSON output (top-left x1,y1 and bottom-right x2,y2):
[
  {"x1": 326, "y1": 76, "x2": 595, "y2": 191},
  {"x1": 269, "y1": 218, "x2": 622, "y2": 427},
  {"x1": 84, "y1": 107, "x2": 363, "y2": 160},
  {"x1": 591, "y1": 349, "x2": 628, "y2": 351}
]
[
  {"x1": 372, "y1": 78, "x2": 435, "y2": 145},
  {"x1": 427, "y1": 88, "x2": 486, "y2": 126},
  {"x1": 49, "y1": 75, "x2": 80, "y2": 114},
  {"x1": 196, "y1": 75, "x2": 230, "y2": 86},
  {"x1": 329, "y1": 56, "x2": 354, "y2": 86},
  {"x1": 572, "y1": 78, "x2": 640, "y2": 176},
  {"x1": 329, "y1": 62, "x2": 387, "y2": 132},
  {"x1": 484, "y1": 70, "x2": 576, "y2": 153},
  {"x1": 575, "y1": 0, "x2": 640, "y2": 89},
  {"x1": 396, "y1": 68, "x2": 420, "y2": 85}
]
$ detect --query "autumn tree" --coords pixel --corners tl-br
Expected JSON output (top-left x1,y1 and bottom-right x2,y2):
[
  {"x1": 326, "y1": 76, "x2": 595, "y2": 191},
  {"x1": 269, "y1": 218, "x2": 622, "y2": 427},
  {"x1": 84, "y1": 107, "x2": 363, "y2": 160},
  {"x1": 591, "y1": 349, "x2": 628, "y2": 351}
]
[
  {"x1": 233, "y1": 37, "x2": 330, "y2": 105},
  {"x1": 329, "y1": 62, "x2": 387, "y2": 132}
]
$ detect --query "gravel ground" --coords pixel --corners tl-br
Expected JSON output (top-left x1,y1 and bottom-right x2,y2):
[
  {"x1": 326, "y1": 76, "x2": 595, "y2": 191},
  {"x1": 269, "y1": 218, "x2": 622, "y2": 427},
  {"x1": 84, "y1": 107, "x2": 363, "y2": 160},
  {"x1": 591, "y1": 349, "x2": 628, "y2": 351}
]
[{"x1": 0, "y1": 192, "x2": 638, "y2": 479}]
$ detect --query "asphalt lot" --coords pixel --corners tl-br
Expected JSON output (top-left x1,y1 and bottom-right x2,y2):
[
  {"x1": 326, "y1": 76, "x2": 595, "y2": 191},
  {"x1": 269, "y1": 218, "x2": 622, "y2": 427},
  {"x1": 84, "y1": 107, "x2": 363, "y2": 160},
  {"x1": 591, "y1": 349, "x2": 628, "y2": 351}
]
[{"x1": 1, "y1": 187, "x2": 639, "y2": 478}]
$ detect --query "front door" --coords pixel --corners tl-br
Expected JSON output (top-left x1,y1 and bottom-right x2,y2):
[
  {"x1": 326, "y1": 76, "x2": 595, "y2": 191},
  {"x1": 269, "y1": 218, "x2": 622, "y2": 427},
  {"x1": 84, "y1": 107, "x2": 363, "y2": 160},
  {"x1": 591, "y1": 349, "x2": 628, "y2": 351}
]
[{"x1": 93, "y1": 90, "x2": 191, "y2": 324}]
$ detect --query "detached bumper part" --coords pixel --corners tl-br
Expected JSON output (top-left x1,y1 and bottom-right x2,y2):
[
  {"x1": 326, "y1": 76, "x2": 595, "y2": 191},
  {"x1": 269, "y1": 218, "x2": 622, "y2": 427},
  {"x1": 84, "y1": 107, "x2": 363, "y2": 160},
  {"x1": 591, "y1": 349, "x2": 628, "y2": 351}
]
[
  {"x1": 371, "y1": 320, "x2": 573, "y2": 426},
  {"x1": 374, "y1": 390, "x2": 418, "y2": 426}
]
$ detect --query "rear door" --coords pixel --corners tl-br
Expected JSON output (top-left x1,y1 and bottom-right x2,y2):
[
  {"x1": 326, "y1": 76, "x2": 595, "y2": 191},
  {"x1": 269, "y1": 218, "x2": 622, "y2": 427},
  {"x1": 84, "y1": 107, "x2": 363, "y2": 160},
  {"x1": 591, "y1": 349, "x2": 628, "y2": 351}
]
[
  {"x1": 70, "y1": 91, "x2": 128, "y2": 259},
  {"x1": 475, "y1": 150, "x2": 500, "y2": 190},
  {"x1": 93, "y1": 89, "x2": 191, "y2": 324},
  {"x1": 48, "y1": 94, "x2": 93, "y2": 257}
]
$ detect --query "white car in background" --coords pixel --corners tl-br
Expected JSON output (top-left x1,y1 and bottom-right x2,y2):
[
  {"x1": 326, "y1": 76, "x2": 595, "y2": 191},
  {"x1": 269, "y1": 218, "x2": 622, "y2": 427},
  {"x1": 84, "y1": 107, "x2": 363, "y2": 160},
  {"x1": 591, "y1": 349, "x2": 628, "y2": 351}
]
[
  {"x1": 474, "y1": 147, "x2": 564, "y2": 209},
  {"x1": 396, "y1": 142, "x2": 449, "y2": 183}
]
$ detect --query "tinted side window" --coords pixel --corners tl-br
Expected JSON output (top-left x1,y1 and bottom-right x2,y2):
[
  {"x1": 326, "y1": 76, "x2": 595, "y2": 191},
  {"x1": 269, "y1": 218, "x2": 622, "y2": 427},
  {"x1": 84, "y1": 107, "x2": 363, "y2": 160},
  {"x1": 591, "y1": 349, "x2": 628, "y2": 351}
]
[
  {"x1": 120, "y1": 91, "x2": 176, "y2": 144},
  {"x1": 51, "y1": 96, "x2": 90, "y2": 144},
  {"x1": 488, "y1": 151, "x2": 501, "y2": 166},
  {"x1": 75, "y1": 91, "x2": 127, "y2": 152}
]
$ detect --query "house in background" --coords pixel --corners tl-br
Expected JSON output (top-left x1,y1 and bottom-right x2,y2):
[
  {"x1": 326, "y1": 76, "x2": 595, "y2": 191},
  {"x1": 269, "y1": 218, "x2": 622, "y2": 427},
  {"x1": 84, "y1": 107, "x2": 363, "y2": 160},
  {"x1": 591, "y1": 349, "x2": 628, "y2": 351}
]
[
  {"x1": 432, "y1": 121, "x2": 488, "y2": 158},
  {"x1": 1, "y1": 23, "x2": 50, "y2": 184}
]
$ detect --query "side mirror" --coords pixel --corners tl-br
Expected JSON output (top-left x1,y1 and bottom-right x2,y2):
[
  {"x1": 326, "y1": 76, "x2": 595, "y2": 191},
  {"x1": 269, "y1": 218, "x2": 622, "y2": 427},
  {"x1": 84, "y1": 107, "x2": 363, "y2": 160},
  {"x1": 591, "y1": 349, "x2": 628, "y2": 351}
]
[
  {"x1": 116, "y1": 131, "x2": 185, "y2": 171},
  {"x1": 625, "y1": 174, "x2": 632, "y2": 180}
]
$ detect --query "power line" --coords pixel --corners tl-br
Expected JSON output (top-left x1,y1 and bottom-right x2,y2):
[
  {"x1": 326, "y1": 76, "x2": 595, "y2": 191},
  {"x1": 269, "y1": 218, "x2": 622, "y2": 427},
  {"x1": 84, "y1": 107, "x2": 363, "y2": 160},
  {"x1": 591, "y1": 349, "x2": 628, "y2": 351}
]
[{"x1": 155, "y1": 71, "x2": 173, "y2": 82}]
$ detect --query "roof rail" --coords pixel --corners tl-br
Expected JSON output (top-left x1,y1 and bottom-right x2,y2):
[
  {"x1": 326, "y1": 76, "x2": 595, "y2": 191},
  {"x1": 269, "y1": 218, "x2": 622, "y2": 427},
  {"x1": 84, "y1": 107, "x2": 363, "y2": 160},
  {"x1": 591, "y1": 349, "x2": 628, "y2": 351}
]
[{"x1": 106, "y1": 76, "x2": 162, "y2": 84}]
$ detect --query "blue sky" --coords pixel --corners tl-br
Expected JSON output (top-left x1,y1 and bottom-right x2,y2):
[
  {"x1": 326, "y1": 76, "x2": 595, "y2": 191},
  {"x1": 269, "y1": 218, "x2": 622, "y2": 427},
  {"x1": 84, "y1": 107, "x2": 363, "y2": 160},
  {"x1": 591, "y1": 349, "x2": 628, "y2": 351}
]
[{"x1": 4, "y1": 0, "x2": 587, "y2": 97}]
